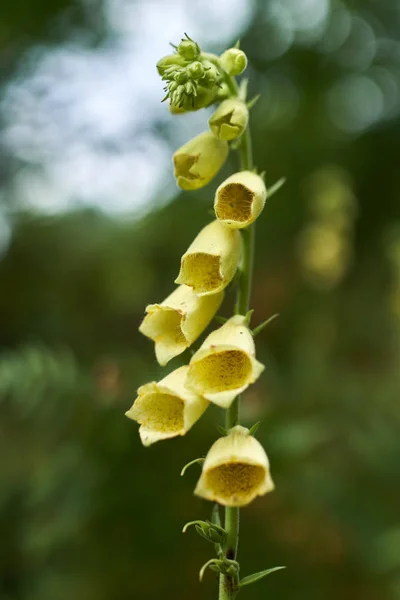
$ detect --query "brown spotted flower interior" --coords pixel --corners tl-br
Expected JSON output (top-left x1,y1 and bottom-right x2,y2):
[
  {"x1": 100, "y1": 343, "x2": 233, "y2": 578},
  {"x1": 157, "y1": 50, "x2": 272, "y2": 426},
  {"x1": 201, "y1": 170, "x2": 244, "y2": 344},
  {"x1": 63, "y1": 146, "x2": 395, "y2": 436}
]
[
  {"x1": 206, "y1": 462, "x2": 265, "y2": 502},
  {"x1": 180, "y1": 252, "x2": 222, "y2": 294},
  {"x1": 215, "y1": 183, "x2": 254, "y2": 223},
  {"x1": 190, "y1": 349, "x2": 252, "y2": 393},
  {"x1": 134, "y1": 393, "x2": 185, "y2": 433}
]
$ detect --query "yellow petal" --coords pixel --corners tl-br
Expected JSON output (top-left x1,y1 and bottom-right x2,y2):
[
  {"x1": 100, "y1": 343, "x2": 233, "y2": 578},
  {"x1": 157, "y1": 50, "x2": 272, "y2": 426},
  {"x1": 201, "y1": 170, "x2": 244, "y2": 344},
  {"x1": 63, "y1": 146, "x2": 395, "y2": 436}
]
[
  {"x1": 195, "y1": 426, "x2": 274, "y2": 506},
  {"x1": 173, "y1": 132, "x2": 229, "y2": 191},
  {"x1": 175, "y1": 220, "x2": 242, "y2": 296},
  {"x1": 185, "y1": 315, "x2": 264, "y2": 408},
  {"x1": 209, "y1": 99, "x2": 249, "y2": 141},
  {"x1": 214, "y1": 171, "x2": 267, "y2": 229},
  {"x1": 139, "y1": 285, "x2": 223, "y2": 366},
  {"x1": 126, "y1": 365, "x2": 209, "y2": 446}
]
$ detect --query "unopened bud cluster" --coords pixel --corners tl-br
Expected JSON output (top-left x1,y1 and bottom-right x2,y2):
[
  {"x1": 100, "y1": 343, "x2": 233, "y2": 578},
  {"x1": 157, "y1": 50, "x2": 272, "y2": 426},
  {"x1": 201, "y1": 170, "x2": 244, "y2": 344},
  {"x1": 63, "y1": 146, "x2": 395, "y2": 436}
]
[{"x1": 126, "y1": 34, "x2": 281, "y2": 593}]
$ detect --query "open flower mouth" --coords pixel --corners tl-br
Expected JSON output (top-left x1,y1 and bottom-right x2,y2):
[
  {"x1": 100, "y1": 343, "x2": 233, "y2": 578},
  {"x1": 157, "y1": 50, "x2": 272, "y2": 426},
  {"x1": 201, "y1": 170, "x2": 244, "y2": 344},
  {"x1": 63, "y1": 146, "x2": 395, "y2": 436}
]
[
  {"x1": 132, "y1": 392, "x2": 185, "y2": 434},
  {"x1": 179, "y1": 252, "x2": 222, "y2": 294},
  {"x1": 205, "y1": 462, "x2": 266, "y2": 505},
  {"x1": 144, "y1": 308, "x2": 187, "y2": 347},
  {"x1": 174, "y1": 153, "x2": 200, "y2": 181},
  {"x1": 188, "y1": 349, "x2": 253, "y2": 394},
  {"x1": 215, "y1": 183, "x2": 253, "y2": 223}
]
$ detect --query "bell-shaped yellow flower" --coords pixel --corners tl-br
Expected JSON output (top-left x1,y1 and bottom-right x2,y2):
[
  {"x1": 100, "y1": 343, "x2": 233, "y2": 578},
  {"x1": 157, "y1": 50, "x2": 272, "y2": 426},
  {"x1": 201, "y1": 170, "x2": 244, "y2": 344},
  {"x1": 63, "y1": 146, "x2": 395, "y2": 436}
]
[
  {"x1": 214, "y1": 170, "x2": 267, "y2": 229},
  {"x1": 173, "y1": 132, "x2": 229, "y2": 191},
  {"x1": 185, "y1": 315, "x2": 264, "y2": 408},
  {"x1": 125, "y1": 366, "x2": 209, "y2": 446},
  {"x1": 175, "y1": 220, "x2": 242, "y2": 296},
  {"x1": 139, "y1": 285, "x2": 223, "y2": 366},
  {"x1": 194, "y1": 425, "x2": 274, "y2": 507},
  {"x1": 209, "y1": 98, "x2": 249, "y2": 141}
]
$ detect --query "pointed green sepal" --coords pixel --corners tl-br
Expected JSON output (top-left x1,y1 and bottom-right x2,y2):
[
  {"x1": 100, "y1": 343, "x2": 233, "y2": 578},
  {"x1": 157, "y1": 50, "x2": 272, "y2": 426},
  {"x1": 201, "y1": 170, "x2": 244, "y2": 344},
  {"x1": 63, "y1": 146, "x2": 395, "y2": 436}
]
[
  {"x1": 248, "y1": 421, "x2": 261, "y2": 436},
  {"x1": 211, "y1": 503, "x2": 221, "y2": 527},
  {"x1": 244, "y1": 309, "x2": 254, "y2": 327},
  {"x1": 216, "y1": 424, "x2": 228, "y2": 436},
  {"x1": 239, "y1": 566, "x2": 286, "y2": 588},
  {"x1": 180, "y1": 457, "x2": 205, "y2": 476},
  {"x1": 215, "y1": 315, "x2": 228, "y2": 325},
  {"x1": 252, "y1": 313, "x2": 280, "y2": 337}
]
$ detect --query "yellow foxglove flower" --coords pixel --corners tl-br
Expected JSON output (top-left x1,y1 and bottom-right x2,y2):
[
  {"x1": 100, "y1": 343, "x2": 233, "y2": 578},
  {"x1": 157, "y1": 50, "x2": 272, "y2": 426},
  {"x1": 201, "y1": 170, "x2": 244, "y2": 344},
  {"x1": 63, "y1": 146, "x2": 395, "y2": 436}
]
[
  {"x1": 209, "y1": 98, "x2": 249, "y2": 141},
  {"x1": 139, "y1": 285, "x2": 223, "y2": 366},
  {"x1": 194, "y1": 425, "x2": 274, "y2": 507},
  {"x1": 125, "y1": 366, "x2": 208, "y2": 446},
  {"x1": 185, "y1": 315, "x2": 264, "y2": 408},
  {"x1": 175, "y1": 220, "x2": 242, "y2": 296},
  {"x1": 214, "y1": 170, "x2": 267, "y2": 229},
  {"x1": 173, "y1": 132, "x2": 229, "y2": 191}
]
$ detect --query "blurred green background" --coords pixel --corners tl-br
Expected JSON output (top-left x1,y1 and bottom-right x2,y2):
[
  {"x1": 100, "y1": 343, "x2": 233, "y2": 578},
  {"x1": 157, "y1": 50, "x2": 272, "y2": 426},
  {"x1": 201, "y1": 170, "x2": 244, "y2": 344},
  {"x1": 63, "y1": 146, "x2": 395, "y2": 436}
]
[{"x1": 1, "y1": 0, "x2": 400, "y2": 599}]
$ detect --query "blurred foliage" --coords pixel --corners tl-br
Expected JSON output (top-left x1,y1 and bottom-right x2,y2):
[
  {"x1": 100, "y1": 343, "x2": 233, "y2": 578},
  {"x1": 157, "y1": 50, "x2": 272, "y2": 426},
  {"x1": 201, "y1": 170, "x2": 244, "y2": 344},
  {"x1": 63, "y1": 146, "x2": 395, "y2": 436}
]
[{"x1": 1, "y1": 1, "x2": 400, "y2": 600}]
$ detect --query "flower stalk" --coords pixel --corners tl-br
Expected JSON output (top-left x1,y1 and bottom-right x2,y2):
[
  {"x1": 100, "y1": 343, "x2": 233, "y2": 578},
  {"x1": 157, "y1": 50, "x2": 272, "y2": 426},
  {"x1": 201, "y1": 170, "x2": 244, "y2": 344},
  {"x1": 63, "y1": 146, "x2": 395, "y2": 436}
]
[
  {"x1": 219, "y1": 102, "x2": 255, "y2": 600},
  {"x1": 128, "y1": 34, "x2": 285, "y2": 600}
]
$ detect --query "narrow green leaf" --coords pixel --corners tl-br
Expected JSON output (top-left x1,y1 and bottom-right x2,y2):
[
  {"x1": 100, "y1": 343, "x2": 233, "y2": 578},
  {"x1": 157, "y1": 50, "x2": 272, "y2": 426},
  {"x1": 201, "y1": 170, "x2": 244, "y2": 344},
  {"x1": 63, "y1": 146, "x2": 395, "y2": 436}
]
[
  {"x1": 252, "y1": 313, "x2": 280, "y2": 337},
  {"x1": 247, "y1": 94, "x2": 261, "y2": 110},
  {"x1": 239, "y1": 566, "x2": 286, "y2": 588},
  {"x1": 180, "y1": 457, "x2": 205, "y2": 476},
  {"x1": 234, "y1": 39, "x2": 241, "y2": 49},
  {"x1": 267, "y1": 177, "x2": 286, "y2": 199}
]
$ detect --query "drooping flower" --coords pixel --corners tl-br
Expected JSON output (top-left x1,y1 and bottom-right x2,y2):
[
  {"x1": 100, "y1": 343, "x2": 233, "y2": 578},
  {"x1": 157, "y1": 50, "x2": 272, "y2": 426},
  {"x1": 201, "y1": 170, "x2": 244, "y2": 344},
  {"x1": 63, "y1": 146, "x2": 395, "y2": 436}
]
[
  {"x1": 126, "y1": 366, "x2": 208, "y2": 446},
  {"x1": 139, "y1": 285, "x2": 223, "y2": 366},
  {"x1": 173, "y1": 132, "x2": 229, "y2": 191},
  {"x1": 185, "y1": 315, "x2": 264, "y2": 408},
  {"x1": 214, "y1": 171, "x2": 267, "y2": 229},
  {"x1": 175, "y1": 220, "x2": 242, "y2": 296},
  {"x1": 209, "y1": 98, "x2": 249, "y2": 141},
  {"x1": 194, "y1": 426, "x2": 274, "y2": 507}
]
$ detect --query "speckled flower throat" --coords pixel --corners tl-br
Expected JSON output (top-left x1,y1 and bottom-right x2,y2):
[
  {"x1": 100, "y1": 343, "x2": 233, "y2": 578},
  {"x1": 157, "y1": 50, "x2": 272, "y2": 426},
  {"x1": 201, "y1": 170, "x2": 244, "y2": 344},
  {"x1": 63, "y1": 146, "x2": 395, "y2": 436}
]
[{"x1": 125, "y1": 34, "x2": 286, "y2": 599}]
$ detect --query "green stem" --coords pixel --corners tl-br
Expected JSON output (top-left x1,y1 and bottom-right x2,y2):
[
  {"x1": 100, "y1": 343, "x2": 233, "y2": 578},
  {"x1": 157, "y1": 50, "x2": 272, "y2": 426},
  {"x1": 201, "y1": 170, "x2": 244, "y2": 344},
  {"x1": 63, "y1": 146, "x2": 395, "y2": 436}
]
[{"x1": 219, "y1": 96, "x2": 255, "y2": 600}]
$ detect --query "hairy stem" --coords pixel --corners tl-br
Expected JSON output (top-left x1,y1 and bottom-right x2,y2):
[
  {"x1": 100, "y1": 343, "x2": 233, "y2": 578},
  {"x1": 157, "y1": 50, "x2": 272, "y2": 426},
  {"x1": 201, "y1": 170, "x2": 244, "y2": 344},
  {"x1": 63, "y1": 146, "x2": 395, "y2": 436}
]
[{"x1": 219, "y1": 101, "x2": 255, "y2": 600}]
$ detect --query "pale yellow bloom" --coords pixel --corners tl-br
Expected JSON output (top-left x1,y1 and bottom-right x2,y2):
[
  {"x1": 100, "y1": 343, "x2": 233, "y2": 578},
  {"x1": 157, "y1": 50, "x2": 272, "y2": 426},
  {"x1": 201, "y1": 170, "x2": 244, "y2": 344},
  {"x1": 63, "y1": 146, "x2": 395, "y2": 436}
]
[
  {"x1": 175, "y1": 220, "x2": 242, "y2": 296},
  {"x1": 214, "y1": 171, "x2": 267, "y2": 229},
  {"x1": 195, "y1": 425, "x2": 274, "y2": 507},
  {"x1": 209, "y1": 99, "x2": 249, "y2": 141},
  {"x1": 173, "y1": 132, "x2": 229, "y2": 191},
  {"x1": 125, "y1": 366, "x2": 208, "y2": 446},
  {"x1": 185, "y1": 315, "x2": 264, "y2": 408},
  {"x1": 139, "y1": 285, "x2": 223, "y2": 366}
]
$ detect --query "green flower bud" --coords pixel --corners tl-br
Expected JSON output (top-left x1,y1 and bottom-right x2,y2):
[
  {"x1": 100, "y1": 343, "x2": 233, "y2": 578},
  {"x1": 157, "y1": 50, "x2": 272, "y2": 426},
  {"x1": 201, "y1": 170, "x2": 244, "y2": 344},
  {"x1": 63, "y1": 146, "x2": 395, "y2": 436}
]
[
  {"x1": 157, "y1": 54, "x2": 186, "y2": 76},
  {"x1": 220, "y1": 48, "x2": 248, "y2": 76},
  {"x1": 209, "y1": 98, "x2": 249, "y2": 141},
  {"x1": 173, "y1": 131, "x2": 229, "y2": 191},
  {"x1": 174, "y1": 86, "x2": 217, "y2": 112},
  {"x1": 174, "y1": 68, "x2": 188, "y2": 84},
  {"x1": 201, "y1": 60, "x2": 220, "y2": 86},
  {"x1": 177, "y1": 37, "x2": 201, "y2": 61},
  {"x1": 187, "y1": 61, "x2": 204, "y2": 80}
]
